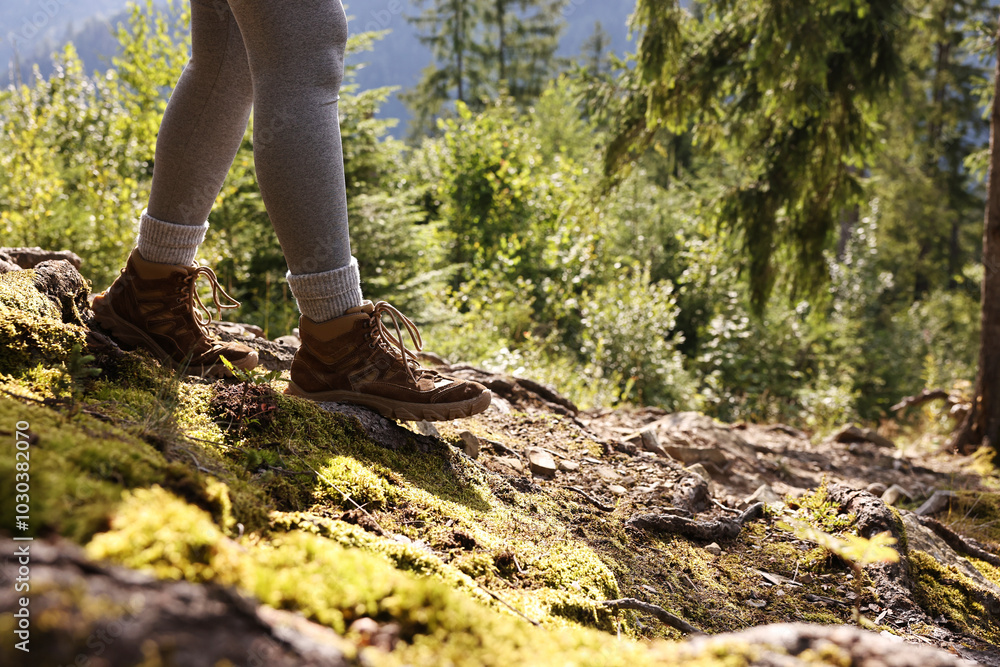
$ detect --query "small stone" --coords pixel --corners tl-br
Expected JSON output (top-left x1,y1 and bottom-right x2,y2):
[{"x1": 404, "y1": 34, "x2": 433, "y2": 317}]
[
  {"x1": 371, "y1": 622, "x2": 400, "y2": 651},
  {"x1": 526, "y1": 447, "x2": 558, "y2": 478},
  {"x1": 558, "y1": 459, "x2": 580, "y2": 472},
  {"x1": 915, "y1": 490, "x2": 957, "y2": 517},
  {"x1": 619, "y1": 475, "x2": 638, "y2": 487},
  {"x1": 881, "y1": 484, "x2": 913, "y2": 507},
  {"x1": 595, "y1": 465, "x2": 621, "y2": 483},
  {"x1": 274, "y1": 335, "x2": 301, "y2": 348},
  {"x1": 217, "y1": 322, "x2": 246, "y2": 336},
  {"x1": 743, "y1": 484, "x2": 781, "y2": 508},
  {"x1": 488, "y1": 396, "x2": 513, "y2": 414},
  {"x1": 349, "y1": 617, "x2": 380, "y2": 637},
  {"x1": 608, "y1": 484, "x2": 628, "y2": 496},
  {"x1": 414, "y1": 421, "x2": 441, "y2": 438},
  {"x1": 663, "y1": 444, "x2": 729, "y2": 467},
  {"x1": 866, "y1": 482, "x2": 888, "y2": 496},
  {"x1": 686, "y1": 463, "x2": 711, "y2": 482},
  {"x1": 798, "y1": 573, "x2": 814, "y2": 584},
  {"x1": 746, "y1": 599, "x2": 766, "y2": 608},
  {"x1": 495, "y1": 456, "x2": 524, "y2": 473},
  {"x1": 705, "y1": 542, "x2": 722, "y2": 556},
  {"x1": 459, "y1": 430, "x2": 480, "y2": 459},
  {"x1": 833, "y1": 424, "x2": 895, "y2": 448},
  {"x1": 614, "y1": 441, "x2": 639, "y2": 456},
  {"x1": 238, "y1": 323, "x2": 265, "y2": 338}
]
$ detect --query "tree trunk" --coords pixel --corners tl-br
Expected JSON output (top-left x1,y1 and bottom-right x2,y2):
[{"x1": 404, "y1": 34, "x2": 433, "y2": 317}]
[
  {"x1": 456, "y1": 0, "x2": 465, "y2": 102},
  {"x1": 949, "y1": 17, "x2": 1000, "y2": 458},
  {"x1": 497, "y1": 0, "x2": 507, "y2": 84}
]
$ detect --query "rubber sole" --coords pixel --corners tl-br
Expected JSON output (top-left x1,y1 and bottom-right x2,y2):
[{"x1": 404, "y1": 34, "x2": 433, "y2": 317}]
[
  {"x1": 92, "y1": 293, "x2": 259, "y2": 378},
  {"x1": 284, "y1": 381, "x2": 493, "y2": 422}
]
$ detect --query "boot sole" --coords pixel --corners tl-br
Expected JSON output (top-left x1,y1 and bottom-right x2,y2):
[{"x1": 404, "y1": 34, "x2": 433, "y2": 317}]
[
  {"x1": 92, "y1": 294, "x2": 259, "y2": 378},
  {"x1": 284, "y1": 381, "x2": 492, "y2": 422}
]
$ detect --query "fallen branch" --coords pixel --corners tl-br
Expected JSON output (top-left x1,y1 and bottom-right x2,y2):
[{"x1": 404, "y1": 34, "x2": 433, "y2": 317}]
[
  {"x1": 803, "y1": 593, "x2": 849, "y2": 608},
  {"x1": 890, "y1": 389, "x2": 949, "y2": 413},
  {"x1": 600, "y1": 598, "x2": 702, "y2": 635},
  {"x1": 477, "y1": 583, "x2": 540, "y2": 627},
  {"x1": 565, "y1": 486, "x2": 615, "y2": 512},
  {"x1": 627, "y1": 502, "x2": 765, "y2": 542},
  {"x1": 917, "y1": 516, "x2": 1000, "y2": 567}
]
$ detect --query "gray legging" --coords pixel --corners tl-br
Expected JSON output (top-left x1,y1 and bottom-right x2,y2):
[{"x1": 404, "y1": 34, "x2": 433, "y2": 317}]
[{"x1": 147, "y1": 0, "x2": 352, "y2": 276}]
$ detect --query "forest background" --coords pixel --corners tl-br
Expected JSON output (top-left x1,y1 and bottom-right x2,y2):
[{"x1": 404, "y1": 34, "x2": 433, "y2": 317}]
[{"x1": 1, "y1": 0, "x2": 994, "y2": 439}]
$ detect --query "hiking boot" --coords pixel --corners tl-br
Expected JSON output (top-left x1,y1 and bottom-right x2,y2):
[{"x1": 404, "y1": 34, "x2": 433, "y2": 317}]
[
  {"x1": 92, "y1": 249, "x2": 259, "y2": 377},
  {"x1": 287, "y1": 301, "x2": 491, "y2": 421}
]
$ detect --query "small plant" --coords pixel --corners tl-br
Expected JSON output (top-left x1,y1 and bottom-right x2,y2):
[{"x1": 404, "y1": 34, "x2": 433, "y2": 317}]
[
  {"x1": 220, "y1": 357, "x2": 282, "y2": 385},
  {"x1": 778, "y1": 518, "x2": 899, "y2": 627},
  {"x1": 784, "y1": 480, "x2": 855, "y2": 533}
]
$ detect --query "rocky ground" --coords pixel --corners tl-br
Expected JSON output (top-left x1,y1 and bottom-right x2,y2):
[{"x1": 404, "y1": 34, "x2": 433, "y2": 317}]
[{"x1": 1, "y1": 248, "x2": 999, "y2": 667}]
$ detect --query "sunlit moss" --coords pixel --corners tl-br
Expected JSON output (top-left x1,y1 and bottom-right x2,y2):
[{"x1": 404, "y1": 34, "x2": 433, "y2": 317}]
[{"x1": 910, "y1": 549, "x2": 1000, "y2": 644}]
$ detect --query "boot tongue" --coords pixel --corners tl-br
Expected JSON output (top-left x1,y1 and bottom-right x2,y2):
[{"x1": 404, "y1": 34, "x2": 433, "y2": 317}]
[
  {"x1": 129, "y1": 249, "x2": 192, "y2": 280},
  {"x1": 300, "y1": 301, "x2": 374, "y2": 342},
  {"x1": 345, "y1": 300, "x2": 375, "y2": 315}
]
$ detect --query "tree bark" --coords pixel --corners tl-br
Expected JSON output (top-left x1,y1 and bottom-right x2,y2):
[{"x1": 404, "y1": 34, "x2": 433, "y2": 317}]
[
  {"x1": 456, "y1": 0, "x2": 465, "y2": 102},
  {"x1": 950, "y1": 17, "x2": 1000, "y2": 458}
]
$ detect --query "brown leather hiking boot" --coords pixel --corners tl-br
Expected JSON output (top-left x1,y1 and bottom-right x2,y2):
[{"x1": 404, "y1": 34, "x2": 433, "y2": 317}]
[
  {"x1": 287, "y1": 301, "x2": 491, "y2": 421},
  {"x1": 92, "y1": 249, "x2": 259, "y2": 377}
]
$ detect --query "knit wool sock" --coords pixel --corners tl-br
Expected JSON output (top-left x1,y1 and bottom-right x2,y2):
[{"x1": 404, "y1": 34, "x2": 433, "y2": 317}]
[
  {"x1": 287, "y1": 256, "x2": 364, "y2": 322},
  {"x1": 136, "y1": 210, "x2": 208, "y2": 266}
]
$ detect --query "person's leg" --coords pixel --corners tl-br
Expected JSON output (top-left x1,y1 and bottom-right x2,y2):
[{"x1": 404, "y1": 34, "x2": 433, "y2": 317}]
[
  {"x1": 94, "y1": 0, "x2": 258, "y2": 375},
  {"x1": 228, "y1": 0, "x2": 488, "y2": 420},
  {"x1": 139, "y1": 0, "x2": 254, "y2": 265},
  {"x1": 227, "y1": 0, "x2": 361, "y2": 322}
]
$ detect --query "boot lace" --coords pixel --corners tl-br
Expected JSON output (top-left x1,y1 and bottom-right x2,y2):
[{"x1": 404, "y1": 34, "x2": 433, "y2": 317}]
[
  {"x1": 180, "y1": 266, "x2": 241, "y2": 335},
  {"x1": 369, "y1": 301, "x2": 430, "y2": 385}
]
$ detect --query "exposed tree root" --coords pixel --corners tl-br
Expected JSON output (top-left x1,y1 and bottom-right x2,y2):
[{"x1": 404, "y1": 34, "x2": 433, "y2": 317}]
[
  {"x1": 825, "y1": 485, "x2": 926, "y2": 618},
  {"x1": 917, "y1": 516, "x2": 1000, "y2": 568},
  {"x1": 627, "y1": 502, "x2": 764, "y2": 542},
  {"x1": 600, "y1": 598, "x2": 702, "y2": 635}
]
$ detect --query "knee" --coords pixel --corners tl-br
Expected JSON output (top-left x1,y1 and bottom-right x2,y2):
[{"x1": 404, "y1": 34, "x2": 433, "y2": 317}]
[{"x1": 243, "y1": 0, "x2": 348, "y2": 93}]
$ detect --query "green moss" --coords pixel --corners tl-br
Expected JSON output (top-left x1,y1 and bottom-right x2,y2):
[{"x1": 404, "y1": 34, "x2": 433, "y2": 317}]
[
  {"x1": 910, "y1": 549, "x2": 1000, "y2": 643},
  {"x1": 85, "y1": 488, "x2": 673, "y2": 667},
  {"x1": 940, "y1": 491, "x2": 1000, "y2": 547},
  {"x1": 968, "y1": 556, "x2": 1000, "y2": 589},
  {"x1": 0, "y1": 394, "x2": 262, "y2": 541},
  {"x1": 0, "y1": 270, "x2": 87, "y2": 377}
]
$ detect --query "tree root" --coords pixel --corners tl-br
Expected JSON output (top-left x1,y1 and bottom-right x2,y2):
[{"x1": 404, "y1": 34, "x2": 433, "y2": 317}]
[
  {"x1": 600, "y1": 598, "x2": 702, "y2": 635},
  {"x1": 627, "y1": 502, "x2": 764, "y2": 542},
  {"x1": 917, "y1": 516, "x2": 1000, "y2": 567},
  {"x1": 825, "y1": 485, "x2": 925, "y2": 618}
]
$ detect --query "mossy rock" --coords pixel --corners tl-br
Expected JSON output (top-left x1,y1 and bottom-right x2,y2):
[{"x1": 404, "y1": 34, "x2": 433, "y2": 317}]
[{"x1": 0, "y1": 269, "x2": 87, "y2": 377}]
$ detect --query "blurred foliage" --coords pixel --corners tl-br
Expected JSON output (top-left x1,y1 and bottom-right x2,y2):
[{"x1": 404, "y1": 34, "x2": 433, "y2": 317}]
[{"x1": 1, "y1": 0, "x2": 992, "y2": 431}]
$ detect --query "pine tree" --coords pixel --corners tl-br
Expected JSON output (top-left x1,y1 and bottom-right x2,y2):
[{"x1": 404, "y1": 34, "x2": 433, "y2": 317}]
[
  {"x1": 482, "y1": 0, "x2": 565, "y2": 103},
  {"x1": 885, "y1": 1, "x2": 989, "y2": 297},
  {"x1": 580, "y1": 20, "x2": 612, "y2": 77},
  {"x1": 404, "y1": 0, "x2": 488, "y2": 136},
  {"x1": 405, "y1": 0, "x2": 565, "y2": 135},
  {"x1": 951, "y1": 13, "x2": 1000, "y2": 459},
  {"x1": 612, "y1": 0, "x2": 903, "y2": 309}
]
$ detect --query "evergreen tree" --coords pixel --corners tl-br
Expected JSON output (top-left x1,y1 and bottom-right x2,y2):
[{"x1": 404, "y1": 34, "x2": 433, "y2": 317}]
[
  {"x1": 482, "y1": 0, "x2": 565, "y2": 103},
  {"x1": 405, "y1": 0, "x2": 565, "y2": 135},
  {"x1": 580, "y1": 20, "x2": 612, "y2": 77},
  {"x1": 871, "y1": 0, "x2": 991, "y2": 301},
  {"x1": 613, "y1": 0, "x2": 904, "y2": 309},
  {"x1": 404, "y1": 0, "x2": 488, "y2": 136},
  {"x1": 952, "y1": 14, "x2": 1000, "y2": 459}
]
